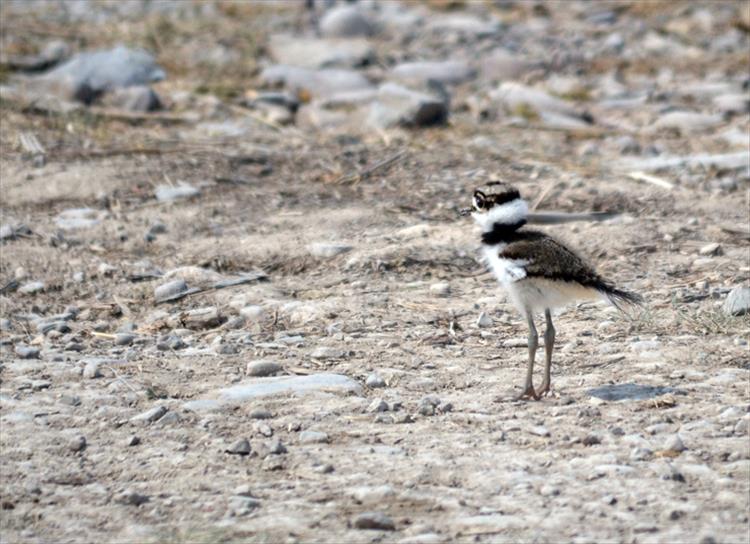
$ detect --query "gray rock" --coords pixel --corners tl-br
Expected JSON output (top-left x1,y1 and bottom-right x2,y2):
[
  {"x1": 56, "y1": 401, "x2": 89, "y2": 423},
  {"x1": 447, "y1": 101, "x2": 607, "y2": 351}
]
[
  {"x1": 68, "y1": 435, "x2": 87, "y2": 452},
  {"x1": 426, "y1": 14, "x2": 500, "y2": 36},
  {"x1": 630, "y1": 447, "x2": 653, "y2": 461},
  {"x1": 299, "y1": 430, "x2": 329, "y2": 444},
  {"x1": 130, "y1": 405, "x2": 167, "y2": 425},
  {"x1": 430, "y1": 282, "x2": 450, "y2": 296},
  {"x1": 723, "y1": 287, "x2": 750, "y2": 316},
  {"x1": 155, "y1": 183, "x2": 200, "y2": 202},
  {"x1": 391, "y1": 60, "x2": 476, "y2": 86},
  {"x1": 664, "y1": 434, "x2": 687, "y2": 452},
  {"x1": 114, "y1": 333, "x2": 135, "y2": 346},
  {"x1": 55, "y1": 208, "x2": 105, "y2": 230},
  {"x1": 368, "y1": 83, "x2": 448, "y2": 129},
  {"x1": 126, "y1": 436, "x2": 141, "y2": 447},
  {"x1": 308, "y1": 243, "x2": 352, "y2": 258},
  {"x1": 268, "y1": 34, "x2": 374, "y2": 69},
  {"x1": 154, "y1": 279, "x2": 188, "y2": 303},
  {"x1": 38, "y1": 46, "x2": 165, "y2": 104},
  {"x1": 249, "y1": 409, "x2": 273, "y2": 420},
  {"x1": 156, "y1": 335, "x2": 186, "y2": 351},
  {"x1": 528, "y1": 425, "x2": 551, "y2": 437},
  {"x1": 260, "y1": 65, "x2": 372, "y2": 100},
  {"x1": 311, "y1": 347, "x2": 346, "y2": 360},
  {"x1": 353, "y1": 511, "x2": 396, "y2": 531},
  {"x1": 320, "y1": 5, "x2": 376, "y2": 37},
  {"x1": 102, "y1": 85, "x2": 161, "y2": 112},
  {"x1": 366, "y1": 373, "x2": 386, "y2": 388},
  {"x1": 0, "y1": 223, "x2": 32, "y2": 240},
  {"x1": 14, "y1": 345, "x2": 40, "y2": 359},
  {"x1": 246, "y1": 360, "x2": 281, "y2": 377},
  {"x1": 225, "y1": 438, "x2": 251, "y2": 455},
  {"x1": 183, "y1": 373, "x2": 362, "y2": 411},
  {"x1": 651, "y1": 111, "x2": 723, "y2": 132},
  {"x1": 0, "y1": 319, "x2": 11, "y2": 331},
  {"x1": 82, "y1": 360, "x2": 103, "y2": 379},
  {"x1": 181, "y1": 307, "x2": 222, "y2": 329},
  {"x1": 367, "y1": 398, "x2": 389, "y2": 413},
  {"x1": 266, "y1": 439, "x2": 287, "y2": 455},
  {"x1": 228, "y1": 495, "x2": 260, "y2": 516},
  {"x1": 698, "y1": 243, "x2": 721, "y2": 256},
  {"x1": 476, "y1": 312, "x2": 492, "y2": 328},
  {"x1": 117, "y1": 490, "x2": 150, "y2": 506},
  {"x1": 713, "y1": 93, "x2": 750, "y2": 115},
  {"x1": 19, "y1": 281, "x2": 45, "y2": 294}
]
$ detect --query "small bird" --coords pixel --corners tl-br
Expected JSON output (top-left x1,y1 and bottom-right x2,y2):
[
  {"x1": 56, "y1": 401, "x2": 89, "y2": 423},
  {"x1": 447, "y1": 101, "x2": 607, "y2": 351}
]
[{"x1": 461, "y1": 182, "x2": 642, "y2": 400}]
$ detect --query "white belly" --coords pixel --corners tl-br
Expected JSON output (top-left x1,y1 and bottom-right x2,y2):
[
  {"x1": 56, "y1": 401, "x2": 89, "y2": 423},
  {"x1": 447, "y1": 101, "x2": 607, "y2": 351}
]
[{"x1": 483, "y1": 244, "x2": 602, "y2": 315}]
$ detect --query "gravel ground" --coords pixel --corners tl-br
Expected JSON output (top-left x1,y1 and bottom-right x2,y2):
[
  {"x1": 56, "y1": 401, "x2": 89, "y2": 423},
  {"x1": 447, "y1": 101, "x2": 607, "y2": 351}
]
[{"x1": 1, "y1": 1, "x2": 748, "y2": 543}]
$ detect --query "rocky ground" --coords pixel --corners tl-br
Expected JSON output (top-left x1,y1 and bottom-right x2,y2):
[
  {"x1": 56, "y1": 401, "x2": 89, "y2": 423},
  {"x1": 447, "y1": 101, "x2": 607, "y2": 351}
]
[{"x1": 1, "y1": 1, "x2": 749, "y2": 543}]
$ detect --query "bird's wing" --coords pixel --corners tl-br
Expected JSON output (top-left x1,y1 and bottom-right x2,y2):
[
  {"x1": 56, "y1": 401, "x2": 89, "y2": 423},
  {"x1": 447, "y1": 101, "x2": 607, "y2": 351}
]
[{"x1": 500, "y1": 234, "x2": 602, "y2": 286}]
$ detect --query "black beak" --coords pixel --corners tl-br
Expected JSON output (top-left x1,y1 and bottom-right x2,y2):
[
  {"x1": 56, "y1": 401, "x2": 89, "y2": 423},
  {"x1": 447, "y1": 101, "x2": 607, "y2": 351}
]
[{"x1": 458, "y1": 207, "x2": 472, "y2": 217}]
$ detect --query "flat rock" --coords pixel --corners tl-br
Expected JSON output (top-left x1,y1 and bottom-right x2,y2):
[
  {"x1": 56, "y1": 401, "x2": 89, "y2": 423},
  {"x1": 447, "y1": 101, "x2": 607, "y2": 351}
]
[
  {"x1": 226, "y1": 438, "x2": 252, "y2": 455},
  {"x1": 36, "y1": 45, "x2": 165, "y2": 104},
  {"x1": 319, "y1": 5, "x2": 377, "y2": 38},
  {"x1": 308, "y1": 243, "x2": 352, "y2": 258},
  {"x1": 18, "y1": 281, "x2": 45, "y2": 295},
  {"x1": 14, "y1": 345, "x2": 40, "y2": 359},
  {"x1": 311, "y1": 347, "x2": 346, "y2": 360},
  {"x1": 183, "y1": 373, "x2": 362, "y2": 411},
  {"x1": 55, "y1": 208, "x2": 107, "y2": 230},
  {"x1": 426, "y1": 14, "x2": 500, "y2": 36},
  {"x1": 713, "y1": 93, "x2": 750, "y2": 115},
  {"x1": 246, "y1": 360, "x2": 282, "y2": 377},
  {"x1": 155, "y1": 183, "x2": 200, "y2": 202},
  {"x1": 588, "y1": 383, "x2": 677, "y2": 401},
  {"x1": 368, "y1": 83, "x2": 448, "y2": 128},
  {"x1": 268, "y1": 35, "x2": 374, "y2": 69},
  {"x1": 723, "y1": 287, "x2": 750, "y2": 316},
  {"x1": 154, "y1": 279, "x2": 189, "y2": 303},
  {"x1": 130, "y1": 405, "x2": 167, "y2": 425},
  {"x1": 391, "y1": 60, "x2": 476, "y2": 86},
  {"x1": 651, "y1": 111, "x2": 723, "y2": 132},
  {"x1": 299, "y1": 430, "x2": 329, "y2": 444},
  {"x1": 260, "y1": 65, "x2": 372, "y2": 100},
  {"x1": 353, "y1": 511, "x2": 395, "y2": 531}
]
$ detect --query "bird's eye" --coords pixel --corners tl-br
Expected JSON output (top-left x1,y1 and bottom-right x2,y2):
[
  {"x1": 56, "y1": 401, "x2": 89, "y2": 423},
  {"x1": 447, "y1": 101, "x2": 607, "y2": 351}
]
[{"x1": 473, "y1": 191, "x2": 486, "y2": 210}]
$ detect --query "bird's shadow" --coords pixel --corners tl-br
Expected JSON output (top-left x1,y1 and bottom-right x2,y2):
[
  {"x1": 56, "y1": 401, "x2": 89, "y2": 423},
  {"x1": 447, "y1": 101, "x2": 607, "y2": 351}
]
[{"x1": 587, "y1": 383, "x2": 680, "y2": 401}]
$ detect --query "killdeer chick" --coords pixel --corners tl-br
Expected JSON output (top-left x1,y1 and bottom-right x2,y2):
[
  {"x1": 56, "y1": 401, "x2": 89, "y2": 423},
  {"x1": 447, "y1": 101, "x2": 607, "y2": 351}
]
[{"x1": 461, "y1": 182, "x2": 642, "y2": 400}]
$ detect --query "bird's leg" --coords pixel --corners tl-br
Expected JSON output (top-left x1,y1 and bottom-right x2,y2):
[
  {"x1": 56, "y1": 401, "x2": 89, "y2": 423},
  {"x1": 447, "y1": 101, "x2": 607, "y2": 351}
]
[
  {"x1": 538, "y1": 309, "x2": 555, "y2": 396},
  {"x1": 518, "y1": 312, "x2": 539, "y2": 401}
]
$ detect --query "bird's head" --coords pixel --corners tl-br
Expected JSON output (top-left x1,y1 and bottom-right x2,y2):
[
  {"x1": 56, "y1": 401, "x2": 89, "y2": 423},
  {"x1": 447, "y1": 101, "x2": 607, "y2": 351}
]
[{"x1": 459, "y1": 181, "x2": 528, "y2": 232}]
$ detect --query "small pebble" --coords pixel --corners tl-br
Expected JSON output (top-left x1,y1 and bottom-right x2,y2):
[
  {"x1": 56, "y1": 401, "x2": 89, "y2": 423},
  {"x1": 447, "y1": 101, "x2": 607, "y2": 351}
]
[
  {"x1": 226, "y1": 438, "x2": 252, "y2": 455},
  {"x1": 115, "y1": 333, "x2": 135, "y2": 346},
  {"x1": 82, "y1": 360, "x2": 103, "y2": 379},
  {"x1": 367, "y1": 398, "x2": 389, "y2": 413},
  {"x1": 19, "y1": 281, "x2": 45, "y2": 295},
  {"x1": 68, "y1": 436, "x2": 87, "y2": 452},
  {"x1": 528, "y1": 426, "x2": 551, "y2": 437},
  {"x1": 366, "y1": 373, "x2": 386, "y2": 388},
  {"x1": 249, "y1": 409, "x2": 273, "y2": 420},
  {"x1": 130, "y1": 405, "x2": 167, "y2": 425},
  {"x1": 126, "y1": 436, "x2": 141, "y2": 447},
  {"x1": 14, "y1": 345, "x2": 40, "y2": 359},
  {"x1": 117, "y1": 490, "x2": 150, "y2": 506},
  {"x1": 299, "y1": 430, "x2": 329, "y2": 444},
  {"x1": 698, "y1": 242, "x2": 721, "y2": 256},
  {"x1": 246, "y1": 360, "x2": 281, "y2": 377},
  {"x1": 154, "y1": 279, "x2": 188, "y2": 302},
  {"x1": 353, "y1": 511, "x2": 396, "y2": 531},
  {"x1": 476, "y1": 312, "x2": 493, "y2": 328},
  {"x1": 430, "y1": 282, "x2": 450, "y2": 296},
  {"x1": 663, "y1": 434, "x2": 687, "y2": 452}
]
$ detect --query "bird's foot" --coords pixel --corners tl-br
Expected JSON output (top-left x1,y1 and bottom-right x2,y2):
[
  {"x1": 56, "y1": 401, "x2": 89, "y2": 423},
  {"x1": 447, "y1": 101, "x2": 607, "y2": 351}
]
[
  {"x1": 537, "y1": 381, "x2": 552, "y2": 397},
  {"x1": 516, "y1": 385, "x2": 539, "y2": 401}
]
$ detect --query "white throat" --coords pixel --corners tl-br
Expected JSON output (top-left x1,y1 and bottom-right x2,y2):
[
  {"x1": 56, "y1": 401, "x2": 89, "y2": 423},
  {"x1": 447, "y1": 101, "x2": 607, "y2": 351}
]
[{"x1": 472, "y1": 198, "x2": 528, "y2": 233}]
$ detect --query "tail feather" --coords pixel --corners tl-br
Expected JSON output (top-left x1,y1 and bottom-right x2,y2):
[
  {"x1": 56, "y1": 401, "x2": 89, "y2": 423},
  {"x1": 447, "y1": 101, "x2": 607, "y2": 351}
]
[{"x1": 599, "y1": 284, "x2": 643, "y2": 312}]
